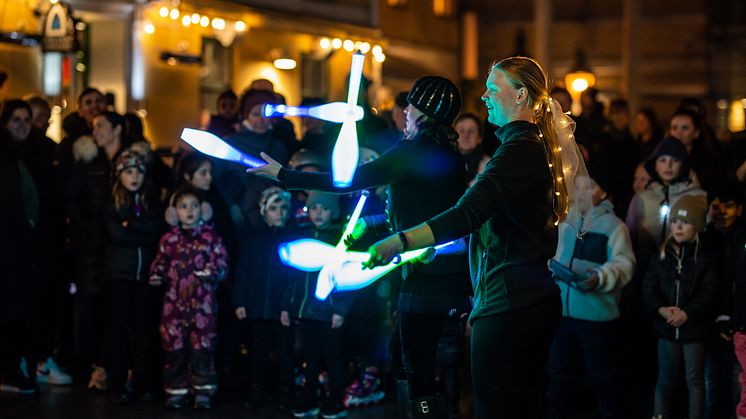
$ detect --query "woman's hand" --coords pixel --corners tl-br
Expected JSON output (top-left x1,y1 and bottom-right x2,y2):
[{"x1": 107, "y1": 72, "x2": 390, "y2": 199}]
[
  {"x1": 364, "y1": 234, "x2": 404, "y2": 269},
  {"x1": 246, "y1": 152, "x2": 283, "y2": 181},
  {"x1": 235, "y1": 306, "x2": 247, "y2": 320},
  {"x1": 280, "y1": 310, "x2": 291, "y2": 327},
  {"x1": 331, "y1": 314, "x2": 345, "y2": 329}
]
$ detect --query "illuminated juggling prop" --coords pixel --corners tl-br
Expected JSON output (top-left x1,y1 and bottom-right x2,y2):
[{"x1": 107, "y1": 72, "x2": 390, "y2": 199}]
[
  {"x1": 263, "y1": 102, "x2": 365, "y2": 123},
  {"x1": 180, "y1": 128, "x2": 266, "y2": 168},
  {"x1": 277, "y1": 190, "x2": 458, "y2": 300},
  {"x1": 331, "y1": 52, "x2": 366, "y2": 187}
]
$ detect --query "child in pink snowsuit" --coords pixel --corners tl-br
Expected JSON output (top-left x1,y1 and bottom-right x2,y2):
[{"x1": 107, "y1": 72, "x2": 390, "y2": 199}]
[{"x1": 149, "y1": 186, "x2": 229, "y2": 410}]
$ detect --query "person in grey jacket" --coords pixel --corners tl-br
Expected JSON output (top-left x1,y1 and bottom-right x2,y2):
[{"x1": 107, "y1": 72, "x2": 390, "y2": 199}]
[{"x1": 547, "y1": 176, "x2": 635, "y2": 419}]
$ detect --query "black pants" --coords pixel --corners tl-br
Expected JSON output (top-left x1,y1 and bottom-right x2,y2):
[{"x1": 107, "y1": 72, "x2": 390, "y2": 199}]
[
  {"x1": 297, "y1": 319, "x2": 345, "y2": 408},
  {"x1": 395, "y1": 312, "x2": 453, "y2": 399},
  {"x1": 547, "y1": 318, "x2": 625, "y2": 419},
  {"x1": 470, "y1": 295, "x2": 561, "y2": 419},
  {"x1": 103, "y1": 280, "x2": 161, "y2": 395},
  {"x1": 249, "y1": 319, "x2": 294, "y2": 396},
  {"x1": 73, "y1": 283, "x2": 105, "y2": 378}
]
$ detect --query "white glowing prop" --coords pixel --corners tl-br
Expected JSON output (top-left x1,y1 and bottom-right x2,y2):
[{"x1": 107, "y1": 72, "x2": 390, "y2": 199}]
[
  {"x1": 263, "y1": 102, "x2": 365, "y2": 123},
  {"x1": 331, "y1": 52, "x2": 365, "y2": 187},
  {"x1": 314, "y1": 241, "x2": 456, "y2": 300},
  {"x1": 180, "y1": 128, "x2": 266, "y2": 168}
]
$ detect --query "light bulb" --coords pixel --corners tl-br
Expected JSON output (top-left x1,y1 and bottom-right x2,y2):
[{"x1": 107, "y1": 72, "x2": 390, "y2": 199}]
[{"x1": 159, "y1": 7, "x2": 169, "y2": 18}]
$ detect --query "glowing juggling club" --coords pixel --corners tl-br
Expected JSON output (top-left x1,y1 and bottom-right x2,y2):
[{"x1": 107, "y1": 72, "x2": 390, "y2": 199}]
[
  {"x1": 278, "y1": 191, "x2": 369, "y2": 271},
  {"x1": 263, "y1": 102, "x2": 365, "y2": 123},
  {"x1": 331, "y1": 52, "x2": 366, "y2": 187},
  {"x1": 314, "y1": 241, "x2": 458, "y2": 300},
  {"x1": 180, "y1": 128, "x2": 266, "y2": 168}
]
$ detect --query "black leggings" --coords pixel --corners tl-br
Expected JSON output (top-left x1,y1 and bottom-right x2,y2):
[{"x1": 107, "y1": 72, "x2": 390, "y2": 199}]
[{"x1": 470, "y1": 295, "x2": 561, "y2": 419}]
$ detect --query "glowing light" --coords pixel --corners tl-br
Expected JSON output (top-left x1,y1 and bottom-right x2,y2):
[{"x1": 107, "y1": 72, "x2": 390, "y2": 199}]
[
  {"x1": 235, "y1": 20, "x2": 247, "y2": 32},
  {"x1": 159, "y1": 6, "x2": 169, "y2": 18},
  {"x1": 143, "y1": 23, "x2": 155, "y2": 34},
  {"x1": 343, "y1": 39, "x2": 355, "y2": 51},
  {"x1": 263, "y1": 102, "x2": 364, "y2": 123},
  {"x1": 374, "y1": 53, "x2": 385, "y2": 63},
  {"x1": 181, "y1": 15, "x2": 191, "y2": 26},
  {"x1": 169, "y1": 8, "x2": 180, "y2": 20},
  {"x1": 50, "y1": 0, "x2": 59, "y2": 4},
  {"x1": 273, "y1": 58, "x2": 297, "y2": 70},
  {"x1": 332, "y1": 52, "x2": 365, "y2": 187},
  {"x1": 571, "y1": 78, "x2": 589, "y2": 92},
  {"x1": 332, "y1": 38, "x2": 342, "y2": 49},
  {"x1": 180, "y1": 128, "x2": 267, "y2": 168},
  {"x1": 191, "y1": 13, "x2": 200, "y2": 24},
  {"x1": 278, "y1": 239, "x2": 339, "y2": 271},
  {"x1": 372, "y1": 45, "x2": 382, "y2": 55},
  {"x1": 136, "y1": 109, "x2": 148, "y2": 118},
  {"x1": 211, "y1": 18, "x2": 225, "y2": 30},
  {"x1": 200, "y1": 16, "x2": 209, "y2": 27},
  {"x1": 319, "y1": 37, "x2": 331, "y2": 49},
  {"x1": 75, "y1": 22, "x2": 86, "y2": 31},
  {"x1": 75, "y1": 63, "x2": 86, "y2": 72},
  {"x1": 359, "y1": 42, "x2": 371, "y2": 54},
  {"x1": 43, "y1": 52, "x2": 62, "y2": 96},
  {"x1": 659, "y1": 204, "x2": 670, "y2": 218}
]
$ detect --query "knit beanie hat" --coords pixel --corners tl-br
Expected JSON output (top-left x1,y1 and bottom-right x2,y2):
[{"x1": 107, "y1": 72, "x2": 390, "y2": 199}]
[
  {"x1": 644, "y1": 137, "x2": 690, "y2": 183},
  {"x1": 240, "y1": 89, "x2": 277, "y2": 117},
  {"x1": 114, "y1": 150, "x2": 146, "y2": 177},
  {"x1": 670, "y1": 194, "x2": 707, "y2": 232},
  {"x1": 407, "y1": 76, "x2": 462, "y2": 125},
  {"x1": 259, "y1": 186, "x2": 291, "y2": 217},
  {"x1": 306, "y1": 191, "x2": 340, "y2": 218}
]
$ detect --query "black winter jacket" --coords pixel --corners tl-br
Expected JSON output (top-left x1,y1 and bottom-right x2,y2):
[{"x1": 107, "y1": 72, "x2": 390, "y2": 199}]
[
  {"x1": 102, "y1": 193, "x2": 166, "y2": 282},
  {"x1": 281, "y1": 224, "x2": 353, "y2": 323},
  {"x1": 232, "y1": 225, "x2": 294, "y2": 320},
  {"x1": 643, "y1": 236, "x2": 720, "y2": 342}
]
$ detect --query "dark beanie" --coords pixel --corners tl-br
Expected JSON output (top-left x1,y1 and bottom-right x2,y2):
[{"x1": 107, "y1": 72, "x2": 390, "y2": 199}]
[
  {"x1": 240, "y1": 89, "x2": 277, "y2": 117},
  {"x1": 407, "y1": 76, "x2": 462, "y2": 125},
  {"x1": 644, "y1": 136, "x2": 690, "y2": 183},
  {"x1": 670, "y1": 194, "x2": 707, "y2": 233}
]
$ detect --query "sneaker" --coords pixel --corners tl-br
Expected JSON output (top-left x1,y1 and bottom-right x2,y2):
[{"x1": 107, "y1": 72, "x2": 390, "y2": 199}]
[
  {"x1": 320, "y1": 403, "x2": 348, "y2": 419},
  {"x1": 165, "y1": 394, "x2": 189, "y2": 409},
  {"x1": 292, "y1": 406, "x2": 320, "y2": 418},
  {"x1": 342, "y1": 390, "x2": 385, "y2": 407},
  {"x1": 194, "y1": 394, "x2": 212, "y2": 410},
  {"x1": 1, "y1": 365, "x2": 37, "y2": 395},
  {"x1": 36, "y1": 357, "x2": 73, "y2": 386},
  {"x1": 88, "y1": 365, "x2": 107, "y2": 391}
]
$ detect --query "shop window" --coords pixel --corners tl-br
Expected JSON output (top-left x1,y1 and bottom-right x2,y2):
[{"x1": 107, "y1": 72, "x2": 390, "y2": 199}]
[
  {"x1": 200, "y1": 37, "x2": 232, "y2": 113},
  {"x1": 301, "y1": 53, "x2": 328, "y2": 100}
]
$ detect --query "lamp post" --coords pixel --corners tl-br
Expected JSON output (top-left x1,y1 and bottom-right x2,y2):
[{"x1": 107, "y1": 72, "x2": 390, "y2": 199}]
[{"x1": 564, "y1": 48, "x2": 596, "y2": 116}]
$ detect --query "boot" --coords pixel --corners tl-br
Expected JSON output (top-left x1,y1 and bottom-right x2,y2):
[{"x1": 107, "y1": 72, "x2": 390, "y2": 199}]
[{"x1": 397, "y1": 379, "x2": 411, "y2": 419}]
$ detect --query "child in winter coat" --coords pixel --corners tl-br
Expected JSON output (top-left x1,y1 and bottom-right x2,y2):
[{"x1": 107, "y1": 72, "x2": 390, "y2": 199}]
[
  {"x1": 149, "y1": 186, "x2": 229, "y2": 410},
  {"x1": 547, "y1": 176, "x2": 635, "y2": 419},
  {"x1": 281, "y1": 192, "x2": 352, "y2": 418},
  {"x1": 101, "y1": 149, "x2": 165, "y2": 403},
  {"x1": 643, "y1": 194, "x2": 719, "y2": 419},
  {"x1": 232, "y1": 186, "x2": 296, "y2": 411}
]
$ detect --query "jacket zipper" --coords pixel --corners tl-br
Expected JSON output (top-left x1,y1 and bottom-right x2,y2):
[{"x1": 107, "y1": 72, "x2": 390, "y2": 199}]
[
  {"x1": 136, "y1": 247, "x2": 142, "y2": 281},
  {"x1": 674, "y1": 279, "x2": 681, "y2": 340},
  {"x1": 476, "y1": 247, "x2": 488, "y2": 299},
  {"x1": 299, "y1": 272, "x2": 309, "y2": 319},
  {"x1": 672, "y1": 246, "x2": 684, "y2": 341}
]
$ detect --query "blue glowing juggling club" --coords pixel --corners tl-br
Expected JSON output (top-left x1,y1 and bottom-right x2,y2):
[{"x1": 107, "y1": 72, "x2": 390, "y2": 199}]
[
  {"x1": 180, "y1": 128, "x2": 266, "y2": 168},
  {"x1": 331, "y1": 52, "x2": 365, "y2": 187},
  {"x1": 263, "y1": 102, "x2": 365, "y2": 123}
]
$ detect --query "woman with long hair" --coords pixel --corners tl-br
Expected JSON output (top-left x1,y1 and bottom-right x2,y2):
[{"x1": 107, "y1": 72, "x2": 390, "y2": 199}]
[{"x1": 365, "y1": 57, "x2": 588, "y2": 418}]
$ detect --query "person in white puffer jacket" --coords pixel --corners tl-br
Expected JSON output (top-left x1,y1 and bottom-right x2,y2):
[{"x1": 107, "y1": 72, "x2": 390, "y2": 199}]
[{"x1": 547, "y1": 176, "x2": 636, "y2": 419}]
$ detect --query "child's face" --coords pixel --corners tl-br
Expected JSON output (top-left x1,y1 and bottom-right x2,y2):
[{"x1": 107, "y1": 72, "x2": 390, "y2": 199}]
[
  {"x1": 246, "y1": 104, "x2": 272, "y2": 134},
  {"x1": 308, "y1": 204, "x2": 332, "y2": 228},
  {"x1": 176, "y1": 195, "x2": 202, "y2": 228},
  {"x1": 710, "y1": 198, "x2": 743, "y2": 231},
  {"x1": 655, "y1": 155, "x2": 682, "y2": 185},
  {"x1": 264, "y1": 197, "x2": 289, "y2": 228},
  {"x1": 218, "y1": 98, "x2": 238, "y2": 119},
  {"x1": 120, "y1": 167, "x2": 144, "y2": 192},
  {"x1": 671, "y1": 219, "x2": 697, "y2": 243},
  {"x1": 189, "y1": 160, "x2": 212, "y2": 191},
  {"x1": 633, "y1": 164, "x2": 651, "y2": 193},
  {"x1": 669, "y1": 115, "x2": 699, "y2": 148}
]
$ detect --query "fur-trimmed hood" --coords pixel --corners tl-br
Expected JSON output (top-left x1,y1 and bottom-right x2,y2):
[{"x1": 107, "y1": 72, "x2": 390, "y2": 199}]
[{"x1": 72, "y1": 135, "x2": 99, "y2": 164}]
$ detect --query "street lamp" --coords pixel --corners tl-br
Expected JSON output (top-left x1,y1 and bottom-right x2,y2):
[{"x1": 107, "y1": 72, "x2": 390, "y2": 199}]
[{"x1": 564, "y1": 48, "x2": 595, "y2": 115}]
